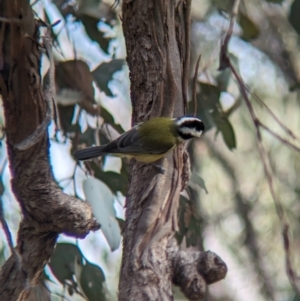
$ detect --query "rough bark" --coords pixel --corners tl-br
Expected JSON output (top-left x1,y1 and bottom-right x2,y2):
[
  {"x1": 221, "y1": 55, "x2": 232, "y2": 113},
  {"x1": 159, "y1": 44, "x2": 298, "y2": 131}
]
[
  {"x1": 0, "y1": 1, "x2": 99, "y2": 300},
  {"x1": 119, "y1": 1, "x2": 227, "y2": 301}
]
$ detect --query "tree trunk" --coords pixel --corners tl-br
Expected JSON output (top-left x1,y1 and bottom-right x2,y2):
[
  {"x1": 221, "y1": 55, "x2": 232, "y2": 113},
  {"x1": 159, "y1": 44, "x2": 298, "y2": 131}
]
[
  {"x1": 119, "y1": 1, "x2": 227, "y2": 300},
  {"x1": 0, "y1": 1, "x2": 99, "y2": 300}
]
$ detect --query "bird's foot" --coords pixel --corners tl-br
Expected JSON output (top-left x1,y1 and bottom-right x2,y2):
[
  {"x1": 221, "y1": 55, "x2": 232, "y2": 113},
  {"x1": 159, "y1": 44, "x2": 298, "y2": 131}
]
[{"x1": 151, "y1": 163, "x2": 165, "y2": 174}]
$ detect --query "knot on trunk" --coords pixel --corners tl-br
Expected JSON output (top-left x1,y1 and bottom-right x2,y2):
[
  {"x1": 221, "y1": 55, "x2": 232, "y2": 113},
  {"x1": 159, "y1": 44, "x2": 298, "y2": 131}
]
[{"x1": 173, "y1": 250, "x2": 227, "y2": 300}]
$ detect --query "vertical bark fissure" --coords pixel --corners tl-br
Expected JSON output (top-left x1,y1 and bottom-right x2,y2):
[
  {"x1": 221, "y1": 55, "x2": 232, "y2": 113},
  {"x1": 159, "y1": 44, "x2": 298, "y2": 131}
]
[
  {"x1": 119, "y1": 0, "x2": 189, "y2": 300},
  {"x1": 120, "y1": 1, "x2": 227, "y2": 300}
]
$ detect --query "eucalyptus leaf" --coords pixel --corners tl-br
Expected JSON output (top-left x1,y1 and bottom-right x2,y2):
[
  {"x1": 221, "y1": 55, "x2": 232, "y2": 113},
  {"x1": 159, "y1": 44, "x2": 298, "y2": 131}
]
[
  {"x1": 219, "y1": 118, "x2": 237, "y2": 150},
  {"x1": 80, "y1": 261, "x2": 106, "y2": 301},
  {"x1": 193, "y1": 83, "x2": 221, "y2": 131},
  {"x1": 78, "y1": 0, "x2": 117, "y2": 25},
  {"x1": 80, "y1": 15, "x2": 111, "y2": 54},
  {"x1": 189, "y1": 172, "x2": 209, "y2": 194},
  {"x1": 101, "y1": 107, "x2": 125, "y2": 134},
  {"x1": 97, "y1": 170, "x2": 127, "y2": 195},
  {"x1": 216, "y1": 69, "x2": 231, "y2": 91},
  {"x1": 211, "y1": 111, "x2": 236, "y2": 150},
  {"x1": 78, "y1": 127, "x2": 97, "y2": 147},
  {"x1": 83, "y1": 178, "x2": 121, "y2": 251},
  {"x1": 92, "y1": 60, "x2": 125, "y2": 97},
  {"x1": 176, "y1": 195, "x2": 203, "y2": 248},
  {"x1": 90, "y1": 161, "x2": 127, "y2": 195},
  {"x1": 49, "y1": 243, "x2": 83, "y2": 284},
  {"x1": 58, "y1": 105, "x2": 78, "y2": 133}
]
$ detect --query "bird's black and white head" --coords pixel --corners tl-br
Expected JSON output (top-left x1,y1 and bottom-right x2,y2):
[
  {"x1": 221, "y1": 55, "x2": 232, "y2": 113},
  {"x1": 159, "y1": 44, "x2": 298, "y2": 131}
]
[{"x1": 175, "y1": 117, "x2": 205, "y2": 141}]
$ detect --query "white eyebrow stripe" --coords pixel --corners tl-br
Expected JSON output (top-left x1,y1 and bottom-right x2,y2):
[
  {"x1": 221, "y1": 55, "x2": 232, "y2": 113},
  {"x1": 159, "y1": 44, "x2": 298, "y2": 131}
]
[
  {"x1": 179, "y1": 127, "x2": 203, "y2": 137},
  {"x1": 175, "y1": 117, "x2": 202, "y2": 126}
]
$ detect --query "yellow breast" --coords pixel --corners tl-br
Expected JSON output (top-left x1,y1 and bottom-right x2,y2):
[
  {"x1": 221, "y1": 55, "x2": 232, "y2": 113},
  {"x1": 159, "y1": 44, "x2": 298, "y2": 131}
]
[{"x1": 112, "y1": 148, "x2": 175, "y2": 163}]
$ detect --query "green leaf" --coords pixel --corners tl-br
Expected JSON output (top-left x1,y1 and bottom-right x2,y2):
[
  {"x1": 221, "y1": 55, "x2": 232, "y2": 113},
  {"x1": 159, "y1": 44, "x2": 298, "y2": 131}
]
[
  {"x1": 96, "y1": 170, "x2": 127, "y2": 195},
  {"x1": 49, "y1": 243, "x2": 83, "y2": 284},
  {"x1": 90, "y1": 161, "x2": 127, "y2": 195},
  {"x1": 199, "y1": 83, "x2": 221, "y2": 108},
  {"x1": 216, "y1": 69, "x2": 231, "y2": 91},
  {"x1": 219, "y1": 118, "x2": 236, "y2": 150},
  {"x1": 185, "y1": 214, "x2": 203, "y2": 248},
  {"x1": 101, "y1": 107, "x2": 125, "y2": 134},
  {"x1": 78, "y1": 127, "x2": 97, "y2": 147},
  {"x1": 189, "y1": 172, "x2": 208, "y2": 194},
  {"x1": 55, "y1": 60, "x2": 96, "y2": 105},
  {"x1": 289, "y1": 0, "x2": 300, "y2": 36},
  {"x1": 83, "y1": 178, "x2": 121, "y2": 251},
  {"x1": 193, "y1": 83, "x2": 221, "y2": 131},
  {"x1": 78, "y1": 0, "x2": 117, "y2": 25},
  {"x1": 238, "y1": 12, "x2": 260, "y2": 41},
  {"x1": 212, "y1": 111, "x2": 236, "y2": 150},
  {"x1": 176, "y1": 196, "x2": 203, "y2": 248},
  {"x1": 80, "y1": 261, "x2": 106, "y2": 301},
  {"x1": 92, "y1": 60, "x2": 125, "y2": 97},
  {"x1": 80, "y1": 15, "x2": 111, "y2": 54},
  {"x1": 58, "y1": 104, "x2": 78, "y2": 133}
]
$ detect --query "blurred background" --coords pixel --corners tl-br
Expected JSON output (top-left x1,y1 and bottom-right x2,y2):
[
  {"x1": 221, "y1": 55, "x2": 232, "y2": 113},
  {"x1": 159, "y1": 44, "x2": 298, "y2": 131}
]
[{"x1": 1, "y1": 0, "x2": 300, "y2": 300}]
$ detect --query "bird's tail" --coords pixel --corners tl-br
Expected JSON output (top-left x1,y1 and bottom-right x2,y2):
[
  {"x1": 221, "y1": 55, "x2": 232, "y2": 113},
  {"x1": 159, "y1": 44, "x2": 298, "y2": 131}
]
[{"x1": 73, "y1": 146, "x2": 107, "y2": 161}]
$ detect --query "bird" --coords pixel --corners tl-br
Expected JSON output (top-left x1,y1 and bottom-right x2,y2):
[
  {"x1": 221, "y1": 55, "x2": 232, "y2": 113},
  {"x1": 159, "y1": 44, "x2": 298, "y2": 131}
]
[{"x1": 73, "y1": 116, "x2": 205, "y2": 171}]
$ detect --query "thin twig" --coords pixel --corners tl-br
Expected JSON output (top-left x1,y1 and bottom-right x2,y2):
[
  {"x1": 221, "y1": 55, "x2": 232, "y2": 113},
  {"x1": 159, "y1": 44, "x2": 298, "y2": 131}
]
[
  {"x1": 258, "y1": 121, "x2": 300, "y2": 153},
  {"x1": 231, "y1": 79, "x2": 300, "y2": 152},
  {"x1": 244, "y1": 85, "x2": 299, "y2": 141},
  {"x1": 192, "y1": 54, "x2": 201, "y2": 117},
  {"x1": 230, "y1": 58, "x2": 300, "y2": 300},
  {"x1": 183, "y1": 0, "x2": 192, "y2": 115},
  {"x1": 229, "y1": 61, "x2": 285, "y2": 220},
  {"x1": 218, "y1": 0, "x2": 241, "y2": 71},
  {"x1": 218, "y1": 0, "x2": 300, "y2": 296},
  {"x1": 283, "y1": 225, "x2": 300, "y2": 294}
]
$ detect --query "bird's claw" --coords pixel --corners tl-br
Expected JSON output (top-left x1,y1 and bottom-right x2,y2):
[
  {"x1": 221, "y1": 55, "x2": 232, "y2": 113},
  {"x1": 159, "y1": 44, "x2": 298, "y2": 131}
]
[{"x1": 151, "y1": 164, "x2": 165, "y2": 174}]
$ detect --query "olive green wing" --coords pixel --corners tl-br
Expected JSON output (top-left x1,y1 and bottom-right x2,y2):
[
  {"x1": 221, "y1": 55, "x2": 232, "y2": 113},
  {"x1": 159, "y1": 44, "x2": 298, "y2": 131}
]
[{"x1": 102, "y1": 126, "x2": 174, "y2": 154}]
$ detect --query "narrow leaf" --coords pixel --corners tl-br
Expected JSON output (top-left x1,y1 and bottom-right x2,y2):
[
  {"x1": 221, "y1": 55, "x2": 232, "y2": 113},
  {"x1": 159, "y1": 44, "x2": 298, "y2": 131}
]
[{"x1": 83, "y1": 178, "x2": 121, "y2": 251}]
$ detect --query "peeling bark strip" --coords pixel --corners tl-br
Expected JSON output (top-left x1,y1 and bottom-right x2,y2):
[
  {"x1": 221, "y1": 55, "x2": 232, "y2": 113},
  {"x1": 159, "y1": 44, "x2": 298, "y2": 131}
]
[
  {"x1": 120, "y1": 1, "x2": 227, "y2": 301},
  {"x1": 0, "y1": 1, "x2": 99, "y2": 300}
]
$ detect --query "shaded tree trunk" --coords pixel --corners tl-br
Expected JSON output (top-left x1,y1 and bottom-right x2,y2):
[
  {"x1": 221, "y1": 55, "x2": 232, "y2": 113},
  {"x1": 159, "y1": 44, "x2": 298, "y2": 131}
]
[
  {"x1": 119, "y1": 1, "x2": 227, "y2": 300},
  {"x1": 0, "y1": 1, "x2": 99, "y2": 300}
]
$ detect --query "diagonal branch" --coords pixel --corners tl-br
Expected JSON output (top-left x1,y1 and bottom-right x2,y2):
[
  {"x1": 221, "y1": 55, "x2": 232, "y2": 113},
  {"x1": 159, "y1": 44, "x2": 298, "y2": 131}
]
[
  {"x1": 0, "y1": 1, "x2": 100, "y2": 300},
  {"x1": 218, "y1": 0, "x2": 300, "y2": 296}
]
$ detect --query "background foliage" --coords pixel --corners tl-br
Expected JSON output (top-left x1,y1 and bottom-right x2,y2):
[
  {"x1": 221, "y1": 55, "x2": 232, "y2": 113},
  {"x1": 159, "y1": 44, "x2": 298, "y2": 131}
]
[{"x1": 1, "y1": 0, "x2": 300, "y2": 300}]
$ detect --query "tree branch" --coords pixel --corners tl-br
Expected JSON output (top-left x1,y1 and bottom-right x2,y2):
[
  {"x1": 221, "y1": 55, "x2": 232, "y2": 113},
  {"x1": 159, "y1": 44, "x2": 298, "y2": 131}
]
[{"x1": 0, "y1": 1, "x2": 100, "y2": 299}]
